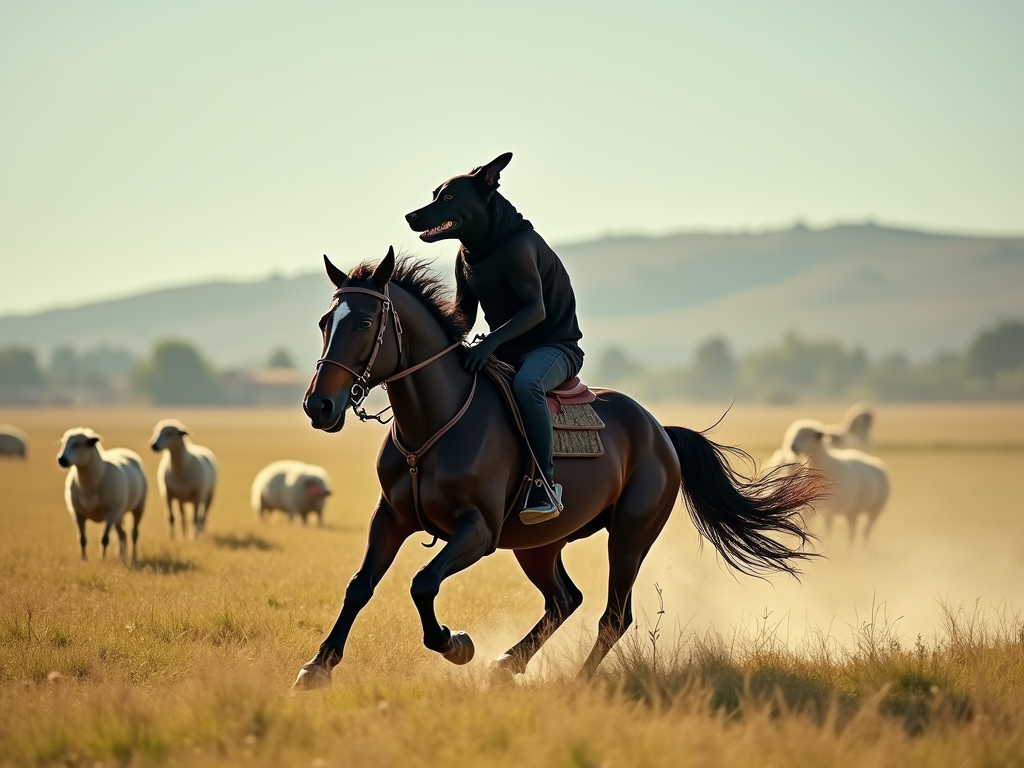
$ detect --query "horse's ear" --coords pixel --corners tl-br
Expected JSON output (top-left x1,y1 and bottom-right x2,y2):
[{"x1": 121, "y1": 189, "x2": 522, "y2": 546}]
[
  {"x1": 371, "y1": 246, "x2": 395, "y2": 289},
  {"x1": 472, "y1": 152, "x2": 513, "y2": 188},
  {"x1": 324, "y1": 254, "x2": 347, "y2": 288}
]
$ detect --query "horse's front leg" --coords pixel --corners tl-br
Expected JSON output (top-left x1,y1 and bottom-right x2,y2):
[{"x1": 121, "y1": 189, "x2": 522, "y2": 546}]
[
  {"x1": 293, "y1": 497, "x2": 412, "y2": 690},
  {"x1": 410, "y1": 507, "x2": 492, "y2": 665}
]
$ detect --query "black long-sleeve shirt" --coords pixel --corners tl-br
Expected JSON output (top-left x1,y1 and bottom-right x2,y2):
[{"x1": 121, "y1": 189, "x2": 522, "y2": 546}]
[{"x1": 456, "y1": 225, "x2": 584, "y2": 370}]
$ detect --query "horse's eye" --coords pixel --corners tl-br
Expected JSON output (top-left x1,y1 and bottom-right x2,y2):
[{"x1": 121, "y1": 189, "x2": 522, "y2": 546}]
[
  {"x1": 358, "y1": 318, "x2": 373, "y2": 330},
  {"x1": 443, "y1": 194, "x2": 453, "y2": 201}
]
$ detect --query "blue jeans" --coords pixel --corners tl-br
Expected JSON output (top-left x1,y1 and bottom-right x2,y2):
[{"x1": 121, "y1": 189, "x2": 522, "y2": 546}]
[{"x1": 512, "y1": 346, "x2": 579, "y2": 484}]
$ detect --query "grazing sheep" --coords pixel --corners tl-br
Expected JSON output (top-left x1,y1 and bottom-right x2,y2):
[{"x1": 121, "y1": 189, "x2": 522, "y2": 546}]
[
  {"x1": 57, "y1": 428, "x2": 146, "y2": 561},
  {"x1": 826, "y1": 402, "x2": 874, "y2": 450},
  {"x1": 0, "y1": 425, "x2": 28, "y2": 458},
  {"x1": 786, "y1": 419, "x2": 890, "y2": 542},
  {"x1": 149, "y1": 419, "x2": 217, "y2": 538},
  {"x1": 252, "y1": 461, "x2": 332, "y2": 525}
]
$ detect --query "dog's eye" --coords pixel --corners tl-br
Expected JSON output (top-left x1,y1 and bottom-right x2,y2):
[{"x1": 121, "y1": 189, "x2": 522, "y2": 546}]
[
  {"x1": 358, "y1": 318, "x2": 373, "y2": 330},
  {"x1": 443, "y1": 195, "x2": 453, "y2": 201}
]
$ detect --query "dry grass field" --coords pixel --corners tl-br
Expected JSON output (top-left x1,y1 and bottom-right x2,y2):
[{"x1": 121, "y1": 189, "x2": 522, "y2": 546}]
[{"x1": 1, "y1": 402, "x2": 1023, "y2": 767}]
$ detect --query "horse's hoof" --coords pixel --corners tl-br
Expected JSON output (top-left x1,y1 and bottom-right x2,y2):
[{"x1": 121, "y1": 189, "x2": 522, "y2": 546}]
[
  {"x1": 441, "y1": 631, "x2": 475, "y2": 665},
  {"x1": 489, "y1": 653, "x2": 522, "y2": 682},
  {"x1": 292, "y1": 662, "x2": 332, "y2": 690}
]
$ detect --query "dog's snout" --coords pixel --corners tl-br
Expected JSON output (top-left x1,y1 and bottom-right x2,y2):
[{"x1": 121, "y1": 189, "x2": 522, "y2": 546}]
[
  {"x1": 57, "y1": 456, "x2": 69, "y2": 468},
  {"x1": 405, "y1": 211, "x2": 418, "y2": 224}
]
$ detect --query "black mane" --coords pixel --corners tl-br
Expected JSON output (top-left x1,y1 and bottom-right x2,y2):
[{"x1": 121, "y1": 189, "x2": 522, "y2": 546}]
[{"x1": 348, "y1": 257, "x2": 469, "y2": 344}]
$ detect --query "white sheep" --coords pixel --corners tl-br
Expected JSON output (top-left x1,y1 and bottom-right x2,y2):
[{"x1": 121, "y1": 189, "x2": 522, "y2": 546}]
[
  {"x1": 765, "y1": 404, "x2": 875, "y2": 476},
  {"x1": 57, "y1": 428, "x2": 146, "y2": 561},
  {"x1": 149, "y1": 419, "x2": 217, "y2": 538},
  {"x1": 825, "y1": 402, "x2": 874, "y2": 449},
  {"x1": 786, "y1": 419, "x2": 890, "y2": 542},
  {"x1": 0, "y1": 424, "x2": 28, "y2": 458},
  {"x1": 252, "y1": 461, "x2": 332, "y2": 525}
]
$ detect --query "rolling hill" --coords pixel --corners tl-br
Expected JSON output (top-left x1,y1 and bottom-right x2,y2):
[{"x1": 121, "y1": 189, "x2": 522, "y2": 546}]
[{"x1": 1, "y1": 224, "x2": 1021, "y2": 369}]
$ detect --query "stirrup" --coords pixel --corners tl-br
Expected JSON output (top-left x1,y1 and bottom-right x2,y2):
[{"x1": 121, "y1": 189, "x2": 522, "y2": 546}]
[{"x1": 520, "y1": 483, "x2": 562, "y2": 525}]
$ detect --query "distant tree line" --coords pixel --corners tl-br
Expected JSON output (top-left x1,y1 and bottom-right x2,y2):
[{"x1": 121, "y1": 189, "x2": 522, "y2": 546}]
[
  {"x1": 594, "y1": 320, "x2": 1024, "y2": 403},
  {"x1": 3, "y1": 322, "x2": 1022, "y2": 405},
  {"x1": 0, "y1": 341, "x2": 300, "y2": 405}
]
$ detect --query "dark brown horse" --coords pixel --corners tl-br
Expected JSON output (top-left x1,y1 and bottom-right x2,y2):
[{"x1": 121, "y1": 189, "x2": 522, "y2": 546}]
[{"x1": 294, "y1": 248, "x2": 823, "y2": 688}]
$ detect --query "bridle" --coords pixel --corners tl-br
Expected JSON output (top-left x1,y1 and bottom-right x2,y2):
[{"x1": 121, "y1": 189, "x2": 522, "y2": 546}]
[
  {"x1": 315, "y1": 283, "x2": 461, "y2": 423},
  {"x1": 315, "y1": 280, "x2": 554, "y2": 541}
]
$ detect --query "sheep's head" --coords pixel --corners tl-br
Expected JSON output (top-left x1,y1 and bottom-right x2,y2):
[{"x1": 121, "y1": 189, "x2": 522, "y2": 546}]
[
  {"x1": 150, "y1": 419, "x2": 189, "y2": 452},
  {"x1": 57, "y1": 428, "x2": 101, "y2": 468},
  {"x1": 784, "y1": 419, "x2": 827, "y2": 456},
  {"x1": 304, "y1": 477, "x2": 331, "y2": 513}
]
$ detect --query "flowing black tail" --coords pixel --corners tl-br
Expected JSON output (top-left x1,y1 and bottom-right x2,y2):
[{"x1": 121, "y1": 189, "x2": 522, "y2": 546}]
[{"x1": 664, "y1": 425, "x2": 827, "y2": 577}]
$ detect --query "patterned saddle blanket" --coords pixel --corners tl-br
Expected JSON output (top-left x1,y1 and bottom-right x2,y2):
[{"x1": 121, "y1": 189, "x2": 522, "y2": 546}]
[{"x1": 552, "y1": 401, "x2": 605, "y2": 458}]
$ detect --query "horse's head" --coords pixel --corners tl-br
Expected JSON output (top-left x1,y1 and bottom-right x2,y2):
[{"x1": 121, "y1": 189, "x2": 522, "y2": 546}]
[{"x1": 303, "y1": 247, "x2": 401, "y2": 432}]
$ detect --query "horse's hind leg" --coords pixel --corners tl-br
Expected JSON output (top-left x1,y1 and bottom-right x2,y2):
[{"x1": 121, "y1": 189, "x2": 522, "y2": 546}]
[
  {"x1": 580, "y1": 473, "x2": 674, "y2": 678},
  {"x1": 579, "y1": 539, "x2": 650, "y2": 678},
  {"x1": 493, "y1": 540, "x2": 582, "y2": 677},
  {"x1": 410, "y1": 507, "x2": 492, "y2": 665}
]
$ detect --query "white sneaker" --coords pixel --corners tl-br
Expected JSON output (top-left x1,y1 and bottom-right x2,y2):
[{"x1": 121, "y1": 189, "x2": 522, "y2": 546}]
[{"x1": 520, "y1": 483, "x2": 562, "y2": 525}]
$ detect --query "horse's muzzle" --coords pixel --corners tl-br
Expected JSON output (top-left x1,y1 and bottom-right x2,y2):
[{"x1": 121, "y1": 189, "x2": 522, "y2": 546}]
[{"x1": 303, "y1": 391, "x2": 347, "y2": 432}]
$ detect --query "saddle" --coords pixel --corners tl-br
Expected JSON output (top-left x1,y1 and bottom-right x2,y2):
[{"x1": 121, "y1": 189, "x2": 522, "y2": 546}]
[
  {"x1": 546, "y1": 376, "x2": 596, "y2": 415},
  {"x1": 482, "y1": 363, "x2": 606, "y2": 460},
  {"x1": 547, "y1": 378, "x2": 605, "y2": 457}
]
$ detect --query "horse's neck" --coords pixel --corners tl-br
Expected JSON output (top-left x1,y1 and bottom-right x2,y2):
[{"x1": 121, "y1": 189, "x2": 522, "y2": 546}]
[{"x1": 386, "y1": 288, "x2": 473, "y2": 447}]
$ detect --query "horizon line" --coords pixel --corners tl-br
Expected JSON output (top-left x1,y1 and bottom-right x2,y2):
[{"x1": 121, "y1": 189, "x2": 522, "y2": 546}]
[{"x1": 3, "y1": 218, "x2": 1023, "y2": 320}]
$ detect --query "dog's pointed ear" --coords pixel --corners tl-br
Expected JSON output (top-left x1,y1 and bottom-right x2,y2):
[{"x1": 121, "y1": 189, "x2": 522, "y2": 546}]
[
  {"x1": 472, "y1": 152, "x2": 513, "y2": 188},
  {"x1": 324, "y1": 255, "x2": 348, "y2": 288},
  {"x1": 87, "y1": 435, "x2": 101, "y2": 446},
  {"x1": 371, "y1": 246, "x2": 395, "y2": 289}
]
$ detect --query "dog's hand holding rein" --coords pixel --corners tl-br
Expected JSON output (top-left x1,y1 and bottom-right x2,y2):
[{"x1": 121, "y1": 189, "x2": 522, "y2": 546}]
[{"x1": 464, "y1": 336, "x2": 496, "y2": 372}]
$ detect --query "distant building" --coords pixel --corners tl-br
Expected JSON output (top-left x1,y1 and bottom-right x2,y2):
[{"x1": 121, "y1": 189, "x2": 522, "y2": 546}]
[{"x1": 223, "y1": 367, "x2": 308, "y2": 407}]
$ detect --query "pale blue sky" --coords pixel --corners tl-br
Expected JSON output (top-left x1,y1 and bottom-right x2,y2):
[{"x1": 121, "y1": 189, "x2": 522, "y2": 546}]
[{"x1": 1, "y1": 0, "x2": 1021, "y2": 315}]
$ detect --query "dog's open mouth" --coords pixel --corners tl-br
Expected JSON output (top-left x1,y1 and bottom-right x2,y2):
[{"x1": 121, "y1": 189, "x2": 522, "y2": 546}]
[{"x1": 419, "y1": 220, "x2": 457, "y2": 241}]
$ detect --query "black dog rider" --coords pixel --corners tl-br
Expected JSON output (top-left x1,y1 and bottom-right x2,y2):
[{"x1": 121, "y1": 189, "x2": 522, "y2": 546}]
[{"x1": 405, "y1": 153, "x2": 584, "y2": 524}]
